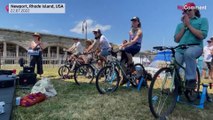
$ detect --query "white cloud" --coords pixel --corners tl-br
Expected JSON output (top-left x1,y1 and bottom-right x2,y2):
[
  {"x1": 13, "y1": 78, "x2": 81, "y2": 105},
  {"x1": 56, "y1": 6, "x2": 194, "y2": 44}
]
[
  {"x1": 40, "y1": 29, "x2": 51, "y2": 33},
  {"x1": 70, "y1": 19, "x2": 111, "y2": 34}
]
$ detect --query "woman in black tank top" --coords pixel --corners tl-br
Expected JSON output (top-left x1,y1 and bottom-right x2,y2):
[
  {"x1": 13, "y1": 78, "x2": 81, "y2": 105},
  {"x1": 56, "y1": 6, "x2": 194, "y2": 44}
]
[{"x1": 29, "y1": 33, "x2": 44, "y2": 76}]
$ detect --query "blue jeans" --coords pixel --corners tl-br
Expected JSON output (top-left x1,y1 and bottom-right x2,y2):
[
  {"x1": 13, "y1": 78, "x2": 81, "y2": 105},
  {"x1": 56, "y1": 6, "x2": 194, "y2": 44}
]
[{"x1": 175, "y1": 45, "x2": 203, "y2": 80}]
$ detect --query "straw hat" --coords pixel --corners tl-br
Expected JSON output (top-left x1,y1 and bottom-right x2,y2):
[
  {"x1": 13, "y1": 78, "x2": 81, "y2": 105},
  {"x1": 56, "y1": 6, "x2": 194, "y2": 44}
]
[{"x1": 33, "y1": 32, "x2": 41, "y2": 38}]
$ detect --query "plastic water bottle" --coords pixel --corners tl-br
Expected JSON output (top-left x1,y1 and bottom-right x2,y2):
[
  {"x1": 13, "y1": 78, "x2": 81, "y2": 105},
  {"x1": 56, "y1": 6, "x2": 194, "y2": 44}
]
[
  {"x1": 16, "y1": 97, "x2": 21, "y2": 106},
  {"x1": 0, "y1": 101, "x2": 5, "y2": 114}
]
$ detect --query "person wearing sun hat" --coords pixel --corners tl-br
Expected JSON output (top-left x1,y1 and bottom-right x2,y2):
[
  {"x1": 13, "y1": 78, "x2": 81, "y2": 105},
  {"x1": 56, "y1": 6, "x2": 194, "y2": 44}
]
[
  {"x1": 174, "y1": 2, "x2": 209, "y2": 89},
  {"x1": 29, "y1": 32, "x2": 44, "y2": 76}
]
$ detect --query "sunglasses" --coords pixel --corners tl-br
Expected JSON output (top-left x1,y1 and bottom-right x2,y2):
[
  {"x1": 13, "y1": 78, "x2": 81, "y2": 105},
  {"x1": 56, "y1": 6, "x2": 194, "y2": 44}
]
[
  {"x1": 183, "y1": 9, "x2": 192, "y2": 13},
  {"x1": 93, "y1": 32, "x2": 98, "y2": 34}
]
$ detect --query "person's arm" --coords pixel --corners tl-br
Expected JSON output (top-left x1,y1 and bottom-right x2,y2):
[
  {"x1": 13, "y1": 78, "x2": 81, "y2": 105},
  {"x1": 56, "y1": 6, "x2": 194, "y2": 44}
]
[
  {"x1": 85, "y1": 43, "x2": 94, "y2": 53},
  {"x1": 174, "y1": 15, "x2": 186, "y2": 43},
  {"x1": 68, "y1": 44, "x2": 76, "y2": 52},
  {"x1": 184, "y1": 15, "x2": 208, "y2": 40},
  {"x1": 210, "y1": 49, "x2": 213, "y2": 56},
  {"x1": 174, "y1": 27, "x2": 185, "y2": 43},
  {"x1": 30, "y1": 41, "x2": 37, "y2": 50},
  {"x1": 39, "y1": 42, "x2": 45, "y2": 50},
  {"x1": 87, "y1": 40, "x2": 99, "y2": 53},
  {"x1": 119, "y1": 44, "x2": 123, "y2": 49},
  {"x1": 122, "y1": 30, "x2": 142, "y2": 47},
  {"x1": 187, "y1": 25, "x2": 203, "y2": 40}
]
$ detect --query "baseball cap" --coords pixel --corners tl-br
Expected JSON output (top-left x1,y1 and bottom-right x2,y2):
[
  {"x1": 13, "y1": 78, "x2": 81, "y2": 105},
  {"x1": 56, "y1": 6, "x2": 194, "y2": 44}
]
[
  {"x1": 183, "y1": 2, "x2": 196, "y2": 10},
  {"x1": 131, "y1": 16, "x2": 140, "y2": 22}
]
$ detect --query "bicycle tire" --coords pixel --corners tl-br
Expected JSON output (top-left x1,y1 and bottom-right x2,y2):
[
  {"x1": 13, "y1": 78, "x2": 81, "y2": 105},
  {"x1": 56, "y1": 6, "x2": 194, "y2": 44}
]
[
  {"x1": 131, "y1": 63, "x2": 146, "y2": 87},
  {"x1": 148, "y1": 67, "x2": 178, "y2": 118},
  {"x1": 74, "y1": 64, "x2": 95, "y2": 85},
  {"x1": 134, "y1": 63, "x2": 146, "y2": 74},
  {"x1": 96, "y1": 66, "x2": 120, "y2": 94},
  {"x1": 58, "y1": 66, "x2": 63, "y2": 76},
  {"x1": 58, "y1": 65, "x2": 70, "y2": 77},
  {"x1": 184, "y1": 67, "x2": 201, "y2": 102}
]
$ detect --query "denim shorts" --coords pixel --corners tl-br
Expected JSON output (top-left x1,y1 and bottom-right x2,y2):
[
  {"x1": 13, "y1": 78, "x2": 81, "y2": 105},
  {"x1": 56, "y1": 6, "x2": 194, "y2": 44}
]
[
  {"x1": 124, "y1": 44, "x2": 141, "y2": 56},
  {"x1": 100, "y1": 48, "x2": 111, "y2": 57}
]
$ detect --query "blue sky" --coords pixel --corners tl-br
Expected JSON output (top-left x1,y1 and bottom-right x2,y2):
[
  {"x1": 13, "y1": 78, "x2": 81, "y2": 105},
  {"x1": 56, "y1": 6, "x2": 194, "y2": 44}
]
[{"x1": 0, "y1": 0, "x2": 213, "y2": 51}]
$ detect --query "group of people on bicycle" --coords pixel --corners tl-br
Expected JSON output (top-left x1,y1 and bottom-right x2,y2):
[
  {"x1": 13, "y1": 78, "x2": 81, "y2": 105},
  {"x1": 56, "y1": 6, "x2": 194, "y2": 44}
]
[
  {"x1": 27, "y1": 2, "x2": 211, "y2": 119},
  {"x1": 64, "y1": 16, "x2": 143, "y2": 86},
  {"x1": 30, "y1": 1, "x2": 209, "y2": 92}
]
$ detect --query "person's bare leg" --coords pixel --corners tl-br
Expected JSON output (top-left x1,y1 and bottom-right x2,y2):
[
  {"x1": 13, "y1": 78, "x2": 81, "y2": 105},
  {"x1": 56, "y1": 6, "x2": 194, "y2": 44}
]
[
  {"x1": 126, "y1": 52, "x2": 133, "y2": 65},
  {"x1": 81, "y1": 55, "x2": 88, "y2": 64},
  {"x1": 202, "y1": 69, "x2": 207, "y2": 79}
]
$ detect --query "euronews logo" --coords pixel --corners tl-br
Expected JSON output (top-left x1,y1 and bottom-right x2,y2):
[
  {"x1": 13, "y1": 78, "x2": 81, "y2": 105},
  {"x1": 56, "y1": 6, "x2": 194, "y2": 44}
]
[{"x1": 177, "y1": 5, "x2": 207, "y2": 11}]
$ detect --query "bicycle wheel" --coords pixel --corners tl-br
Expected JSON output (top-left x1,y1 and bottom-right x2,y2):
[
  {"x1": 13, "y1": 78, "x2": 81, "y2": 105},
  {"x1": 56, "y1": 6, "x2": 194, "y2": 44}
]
[
  {"x1": 74, "y1": 64, "x2": 95, "y2": 85},
  {"x1": 132, "y1": 63, "x2": 146, "y2": 87},
  {"x1": 184, "y1": 67, "x2": 201, "y2": 102},
  {"x1": 148, "y1": 67, "x2": 178, "y2": 118},
  {"x1": 96, "y1": 66, "x2": 120, "y2": 94},
  {"x1": 58, "y1": 65, "x2": 70, "y2": 77},
  {"x1": 134, "y1": 63, "x2": 145, "y2": 74},
  {"x1": 58, "y1": 66, "x2": 63, "y2": 76}
]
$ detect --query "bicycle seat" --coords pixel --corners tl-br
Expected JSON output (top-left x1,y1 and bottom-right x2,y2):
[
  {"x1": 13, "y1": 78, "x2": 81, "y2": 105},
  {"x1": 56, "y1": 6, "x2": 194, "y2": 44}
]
[
  {"x1": 67, "y1": 52, "x2": 72, "y2": 55},
  {"x1": 110, "y1": 51, "x2": 117, "y2": 58}
]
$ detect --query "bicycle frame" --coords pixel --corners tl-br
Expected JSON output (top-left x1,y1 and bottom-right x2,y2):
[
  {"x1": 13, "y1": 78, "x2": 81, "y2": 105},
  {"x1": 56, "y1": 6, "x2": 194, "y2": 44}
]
[
  {"x1": 160, "y1": 50, "x2": 186, "y2": 93},
  {"x1": 109, "y1": 57, "x2": 130, "y2": 81},
  {"x1": 159, "y1": 45, "x2": 200, "y2": 94},
  {"x1": 90, "y1": 63, "x2": 99, "y2": 76}
]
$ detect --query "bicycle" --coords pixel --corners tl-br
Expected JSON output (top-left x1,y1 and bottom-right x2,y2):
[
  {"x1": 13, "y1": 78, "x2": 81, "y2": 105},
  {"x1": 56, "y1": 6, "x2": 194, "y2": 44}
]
[
  {"x1": 148, "y1": 44, "x2": 201, "y2": 119},
  {"x1": 73, "y1": 52, "x2": 105, "y2": 85},
  {"x1": 58, "y1": 51, "x2": 83, "y2": 77},
  {"x1": 95, "y1": 50, "x2": 146, "y2": 94}
]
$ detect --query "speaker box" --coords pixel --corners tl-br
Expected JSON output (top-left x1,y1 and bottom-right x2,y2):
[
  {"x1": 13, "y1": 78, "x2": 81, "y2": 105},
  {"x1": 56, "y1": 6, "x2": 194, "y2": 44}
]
[
  {"x1": 23, "y1": 66, "x2": 34, "y2": 73},
  {"x1": 18, "y1": 71, "x2": 37, "y2": 86},
  {"x1": 0, "y1": 75, "x2": 15, "y2": 88},
  {"x1": 0, "y1": 70, "x2": 13, "y2": 75}
]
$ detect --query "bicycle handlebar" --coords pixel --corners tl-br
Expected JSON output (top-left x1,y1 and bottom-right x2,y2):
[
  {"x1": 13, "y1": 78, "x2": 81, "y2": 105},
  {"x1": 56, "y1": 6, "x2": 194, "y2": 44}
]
[
  {"x1": 153, "y1": 43, "x2": 200, "y2": 51},
  {"x1": 112, "y1": 49, "x2": 125, "y2": 54}
]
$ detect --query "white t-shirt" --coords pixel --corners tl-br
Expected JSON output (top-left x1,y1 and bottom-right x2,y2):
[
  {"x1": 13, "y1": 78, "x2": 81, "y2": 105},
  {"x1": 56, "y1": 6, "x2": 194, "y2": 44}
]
[
  {"x1": 99, "y1": 35, "x2": 111, "y2": 50},
  {"x1": 72, "y1": 41, "x2": 84, "y2": 54},
  {"x1": 203, "y1": 45, "x2": 213, "y2": 62}
]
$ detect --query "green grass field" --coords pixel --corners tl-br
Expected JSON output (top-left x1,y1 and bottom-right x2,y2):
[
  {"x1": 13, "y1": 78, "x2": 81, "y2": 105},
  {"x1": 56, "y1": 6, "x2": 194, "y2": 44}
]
[{"x1": 1, "y1": 65, "x2": 213, "y2": 120}]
